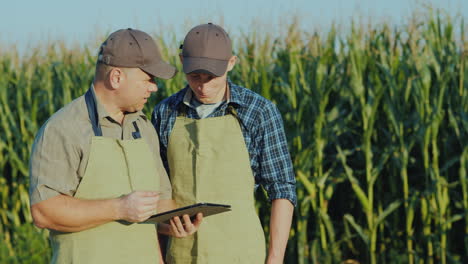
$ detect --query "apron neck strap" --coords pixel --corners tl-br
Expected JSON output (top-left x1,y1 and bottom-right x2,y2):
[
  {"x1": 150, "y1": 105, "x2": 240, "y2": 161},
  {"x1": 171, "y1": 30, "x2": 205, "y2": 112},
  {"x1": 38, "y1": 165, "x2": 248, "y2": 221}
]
[
  {"x1": 226, "y1": 105, "x2": 238, "y2": 118},
  {"x1": 132, "y1": 121, "x2": 141, "y2": 139},
  {"x1": 177, "y1": 103, "x2": 190, "y2": 117},
  {"x1": 226, "y1": 104, "x2": 245, "y2": 130},
  {"x1": 85, "y1": 89, "x2": 103, "y2": 137},
  {"x1": 85, "y1": 89, "x2": 142, "y2": 139}
]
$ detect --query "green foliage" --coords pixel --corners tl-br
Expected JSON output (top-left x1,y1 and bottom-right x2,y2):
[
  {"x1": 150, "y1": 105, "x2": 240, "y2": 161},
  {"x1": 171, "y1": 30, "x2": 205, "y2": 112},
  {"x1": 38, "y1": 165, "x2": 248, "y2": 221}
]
[
  {"x1": 0, "y1": 9, "x2": 467, "y2": 264},
  {"x1": 0, "y1": 224, "x2": 50, "y2": 264}
]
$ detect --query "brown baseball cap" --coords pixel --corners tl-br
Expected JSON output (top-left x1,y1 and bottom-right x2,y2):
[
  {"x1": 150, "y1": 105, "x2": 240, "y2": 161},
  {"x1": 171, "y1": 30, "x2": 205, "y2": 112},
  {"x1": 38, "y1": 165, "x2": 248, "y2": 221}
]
[
  {"x1": 98, "y1": 28, "x2": 176, "y2": 79},
  {"x1": 181, "y1": 23, "x2": 232, "y2": 77}
]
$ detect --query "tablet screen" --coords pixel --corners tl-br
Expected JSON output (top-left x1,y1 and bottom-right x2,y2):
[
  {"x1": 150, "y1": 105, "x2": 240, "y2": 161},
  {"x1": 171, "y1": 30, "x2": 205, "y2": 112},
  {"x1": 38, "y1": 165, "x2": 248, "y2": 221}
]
[{"x1": 145, "y1": 203, "x2": 231, "y2": 224}]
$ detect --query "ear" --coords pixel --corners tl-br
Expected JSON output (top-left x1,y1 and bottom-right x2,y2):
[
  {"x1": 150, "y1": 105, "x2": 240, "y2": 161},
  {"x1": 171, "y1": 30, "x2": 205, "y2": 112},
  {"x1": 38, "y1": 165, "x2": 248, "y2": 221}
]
[
  {"x1": 108, "y1": 67, "x2": 125, "y2": 89},
  {"x1": 226, "y1": 55, "x2": 237, "y2": 72}
]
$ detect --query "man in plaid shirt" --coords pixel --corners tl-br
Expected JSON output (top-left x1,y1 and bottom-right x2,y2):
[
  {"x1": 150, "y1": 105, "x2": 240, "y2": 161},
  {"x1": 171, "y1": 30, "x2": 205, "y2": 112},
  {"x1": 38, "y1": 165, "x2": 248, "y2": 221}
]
[{"x1": 152, "y1": 23, "x2": 296, "y2": 264}]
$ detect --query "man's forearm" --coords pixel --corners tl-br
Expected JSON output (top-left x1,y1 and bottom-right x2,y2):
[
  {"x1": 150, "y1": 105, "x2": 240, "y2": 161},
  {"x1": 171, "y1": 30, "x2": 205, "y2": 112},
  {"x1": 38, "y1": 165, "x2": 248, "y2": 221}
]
[
  {"x1": 31, "y1": 191, "x2": 160, "y2": 232},
  {"x1": 267, "y1": 198, "x2": 294, "y2": 264},
  {"x1": 31, "y1": 194, "x2": 120, "y2": 232}
]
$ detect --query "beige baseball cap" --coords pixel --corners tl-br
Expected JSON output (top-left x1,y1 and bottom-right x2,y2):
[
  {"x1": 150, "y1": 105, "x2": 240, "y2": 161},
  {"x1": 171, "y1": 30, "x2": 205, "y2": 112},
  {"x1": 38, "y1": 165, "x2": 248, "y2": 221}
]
[
  {"x1": 180, "y1": 23, "x2": 232, "y2": 77},
  {"x1": 98, "y1": 28, "x2": 176, "y2": 79}
]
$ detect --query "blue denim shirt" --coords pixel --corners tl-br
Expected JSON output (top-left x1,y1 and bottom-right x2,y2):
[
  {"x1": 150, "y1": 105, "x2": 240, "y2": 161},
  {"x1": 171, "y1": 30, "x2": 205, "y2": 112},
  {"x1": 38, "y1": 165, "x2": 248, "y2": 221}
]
[{"x1": 152, "y1": 82, "x2": 297, "y2": 206}]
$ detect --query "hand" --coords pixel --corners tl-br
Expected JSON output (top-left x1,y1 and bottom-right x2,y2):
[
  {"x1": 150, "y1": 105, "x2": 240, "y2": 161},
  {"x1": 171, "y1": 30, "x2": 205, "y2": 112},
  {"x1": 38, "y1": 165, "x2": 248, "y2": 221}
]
[
  {"x1": 169, "y1": 213, "x2": 203, "y2": 238},
  {"x1": 117, "y1": 191, "x2": 160, "y2": 222}
]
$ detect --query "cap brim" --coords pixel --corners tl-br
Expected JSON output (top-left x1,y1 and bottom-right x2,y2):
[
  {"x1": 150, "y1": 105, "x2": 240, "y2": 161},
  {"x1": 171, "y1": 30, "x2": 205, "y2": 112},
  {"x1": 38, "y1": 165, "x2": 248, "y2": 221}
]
[
  {"x1": 141, "y1": 61, "x2": 177, "y2": 79},
  {"x1": 182, "y1": 57, "x2": 229, "y2": 77}
]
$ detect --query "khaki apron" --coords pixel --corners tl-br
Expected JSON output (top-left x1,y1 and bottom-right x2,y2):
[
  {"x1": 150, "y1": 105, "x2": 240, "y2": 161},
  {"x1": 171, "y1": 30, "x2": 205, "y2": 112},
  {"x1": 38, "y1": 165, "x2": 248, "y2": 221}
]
[
  {"x1": 49, "y1": 89, "x2": 161, "y2": 264},
  {"x1": 166, "y1": 105, "x2": 266, "y2": 264}
]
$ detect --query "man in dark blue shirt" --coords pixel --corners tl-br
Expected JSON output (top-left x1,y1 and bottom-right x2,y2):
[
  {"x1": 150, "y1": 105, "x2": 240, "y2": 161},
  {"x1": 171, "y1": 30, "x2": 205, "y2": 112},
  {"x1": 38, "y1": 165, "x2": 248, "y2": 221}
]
[{"x1": 152, "y1": 23, "x2": 296, "y2": 264}]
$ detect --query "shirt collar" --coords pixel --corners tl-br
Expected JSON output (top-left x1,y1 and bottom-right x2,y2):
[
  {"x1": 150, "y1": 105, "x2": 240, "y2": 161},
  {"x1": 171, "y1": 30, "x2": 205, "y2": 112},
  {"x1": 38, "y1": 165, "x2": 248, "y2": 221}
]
[
  {"x1": 227, "y1": 81, "x2": 246, "y2": 107},
  {"x1": 182, "y1": 88, "x2": 194, "y2": 107},
  {"x1": 170, "y1": 80, "x2": 246, "y2": 110}
]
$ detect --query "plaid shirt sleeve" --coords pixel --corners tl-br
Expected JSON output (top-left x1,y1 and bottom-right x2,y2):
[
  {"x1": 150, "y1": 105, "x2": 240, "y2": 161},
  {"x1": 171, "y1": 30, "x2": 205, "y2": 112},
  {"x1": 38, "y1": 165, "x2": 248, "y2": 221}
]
[{"x1": 253, "y1": 100, "x2": 297, "y2": 206}]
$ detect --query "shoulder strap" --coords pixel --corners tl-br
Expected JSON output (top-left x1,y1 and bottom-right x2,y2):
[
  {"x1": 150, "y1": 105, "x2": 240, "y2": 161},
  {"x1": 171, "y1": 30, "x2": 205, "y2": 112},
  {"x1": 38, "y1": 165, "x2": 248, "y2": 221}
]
[
  {"x1": 85, "y1": 89, "x2": 103, "y2": 137},
  {"x1": 227, "y1": 105, "x2": 246, "y2": 130},
  {"x1": 132, "y1": 121, "x2": 141, "y2": 139},
  {"x1": 177, "y1": 103, "x2": 189, "y2": 117}
]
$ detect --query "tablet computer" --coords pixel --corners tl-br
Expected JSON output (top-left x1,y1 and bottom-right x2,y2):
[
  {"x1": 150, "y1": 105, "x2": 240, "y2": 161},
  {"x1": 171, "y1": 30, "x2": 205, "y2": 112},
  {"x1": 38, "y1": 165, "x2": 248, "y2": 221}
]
[{"x1": 145, "y1": 203, "x2": 231, "y2": 224}]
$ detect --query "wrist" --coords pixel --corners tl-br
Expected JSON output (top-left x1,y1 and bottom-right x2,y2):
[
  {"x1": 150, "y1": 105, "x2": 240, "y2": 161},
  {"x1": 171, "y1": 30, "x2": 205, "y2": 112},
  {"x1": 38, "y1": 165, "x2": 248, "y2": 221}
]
[
  {"x1": 267, "y1": 247, "x2": 285, "y2": 262},
  {"x1": 112, "y1": 197, "x2": 123, "y2": 220},
  {"x1": 266, "y1": 253, "x2": 284, "y2": 264}
]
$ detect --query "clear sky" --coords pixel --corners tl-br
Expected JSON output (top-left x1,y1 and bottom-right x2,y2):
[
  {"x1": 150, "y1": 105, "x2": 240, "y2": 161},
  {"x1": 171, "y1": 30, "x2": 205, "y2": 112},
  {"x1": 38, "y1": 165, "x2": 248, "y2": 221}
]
[{"x1": 1, "y1": 0, "x2": 466, "y2": 53}]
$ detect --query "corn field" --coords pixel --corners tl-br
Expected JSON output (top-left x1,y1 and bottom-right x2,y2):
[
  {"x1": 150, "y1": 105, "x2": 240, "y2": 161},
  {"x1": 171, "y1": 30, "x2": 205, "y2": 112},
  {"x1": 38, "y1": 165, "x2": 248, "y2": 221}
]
[{"x1": 0, "y1": 9, "x2": 467, "y2": 264}]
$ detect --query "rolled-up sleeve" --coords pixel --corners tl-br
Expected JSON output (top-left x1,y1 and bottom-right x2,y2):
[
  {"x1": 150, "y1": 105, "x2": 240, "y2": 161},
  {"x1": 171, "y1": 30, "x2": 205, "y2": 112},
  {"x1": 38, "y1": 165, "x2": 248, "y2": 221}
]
[
  {"x1": 256, "y1": 103, "x2": 297, "y2": 206},
  {"x1": 29, "y1": 123, "x2": 81, "y2": 205}
]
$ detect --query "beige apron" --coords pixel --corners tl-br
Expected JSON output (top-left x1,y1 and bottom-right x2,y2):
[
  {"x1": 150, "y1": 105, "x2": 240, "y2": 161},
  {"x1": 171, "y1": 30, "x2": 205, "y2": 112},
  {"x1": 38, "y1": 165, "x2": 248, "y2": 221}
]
[
  {"x1": 49, "y1": 89, "x2": 161, "y2": 263},
  {"x1": 166, "y1": 105, "x2": 266, "y2": 263}
]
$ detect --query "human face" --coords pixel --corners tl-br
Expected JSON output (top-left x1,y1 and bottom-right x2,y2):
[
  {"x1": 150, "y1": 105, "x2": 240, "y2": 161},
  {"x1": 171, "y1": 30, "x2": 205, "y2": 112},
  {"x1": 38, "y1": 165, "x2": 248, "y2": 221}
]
[
  {"x1": 186, "y1": 72, "x2": 227, "y2": 104},
  {"x1": 118, "y1": 68, "x2": 158, "y2": 112},
  {"x1": 182, "y1": 55, "x2": 236, "y2": 104}
]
